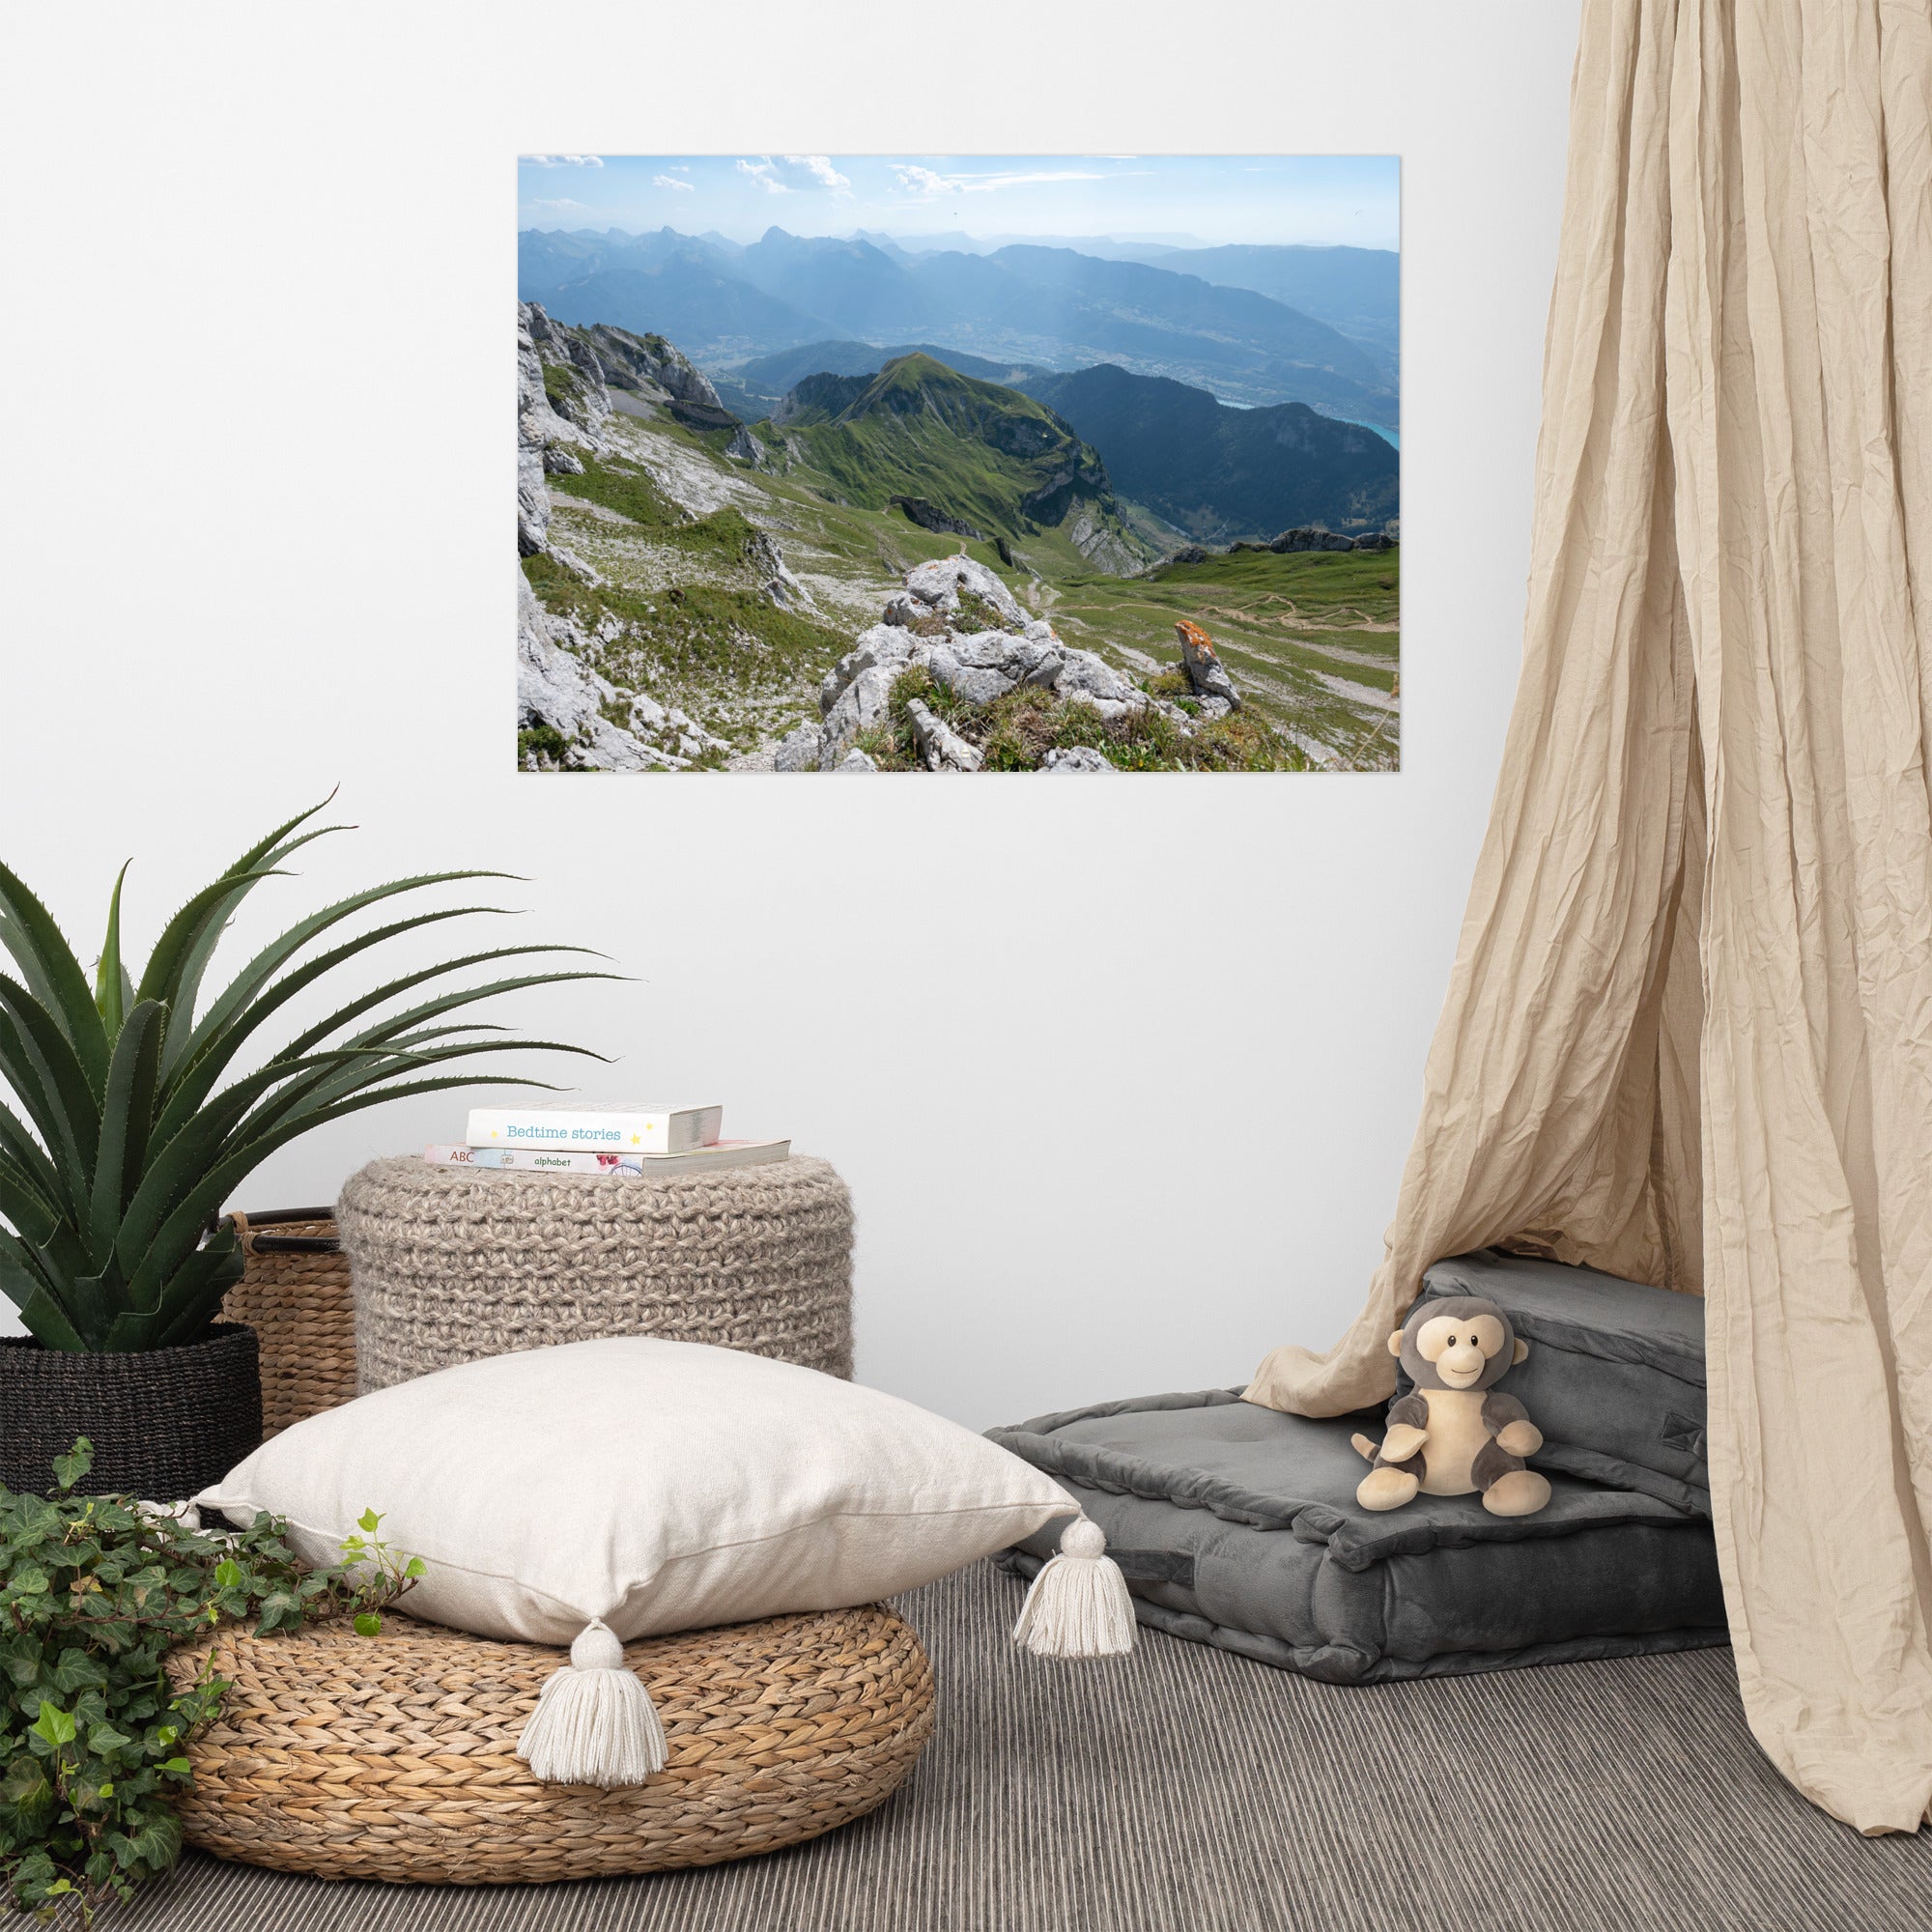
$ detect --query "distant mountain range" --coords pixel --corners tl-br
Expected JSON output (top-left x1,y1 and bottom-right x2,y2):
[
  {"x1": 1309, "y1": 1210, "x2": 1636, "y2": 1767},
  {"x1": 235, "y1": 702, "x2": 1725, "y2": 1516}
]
[{"x1": 518, "y1": 225, "x2": 1397, "y2": 423}]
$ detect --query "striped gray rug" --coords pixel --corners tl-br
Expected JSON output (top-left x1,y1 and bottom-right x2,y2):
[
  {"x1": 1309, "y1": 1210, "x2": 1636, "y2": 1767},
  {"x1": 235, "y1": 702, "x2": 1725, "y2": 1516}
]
[{"x1": 128, "y1": 1561, "x2": 1930, "y2": 1932}]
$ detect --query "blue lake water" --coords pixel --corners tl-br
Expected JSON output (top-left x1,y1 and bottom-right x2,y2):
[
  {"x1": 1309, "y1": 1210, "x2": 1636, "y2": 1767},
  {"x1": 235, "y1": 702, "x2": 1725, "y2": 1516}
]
[{"x1": 1215, "y1": 396, "x2": 1398, "y2": 448}]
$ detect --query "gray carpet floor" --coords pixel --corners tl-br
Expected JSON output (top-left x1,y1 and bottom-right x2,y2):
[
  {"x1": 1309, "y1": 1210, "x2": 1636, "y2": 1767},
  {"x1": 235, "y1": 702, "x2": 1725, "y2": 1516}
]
[{"x1": 126, "y1": 1561, "x2": 1932, "y2": 1932}]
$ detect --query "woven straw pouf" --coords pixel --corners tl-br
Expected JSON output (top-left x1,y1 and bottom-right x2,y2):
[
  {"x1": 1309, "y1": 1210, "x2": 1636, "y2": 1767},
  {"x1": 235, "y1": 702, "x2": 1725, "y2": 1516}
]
[
  {"x1": 168, "y1": 1603, "x2": 933, "y2": 1884},
  {"x1": 336, "y1": 1154, "x2": 854, "y2": 1392}
]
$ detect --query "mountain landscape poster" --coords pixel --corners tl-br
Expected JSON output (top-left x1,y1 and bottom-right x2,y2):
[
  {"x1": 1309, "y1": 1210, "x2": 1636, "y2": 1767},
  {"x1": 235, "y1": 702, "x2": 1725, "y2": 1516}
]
[{"x1": 517, "y1": 156, "x2": 1400, "y2": 774}]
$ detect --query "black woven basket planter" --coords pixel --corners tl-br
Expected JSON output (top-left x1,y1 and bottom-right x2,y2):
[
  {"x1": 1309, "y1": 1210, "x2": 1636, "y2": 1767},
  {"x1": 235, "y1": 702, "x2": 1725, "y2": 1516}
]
[{"x1": 0, "y1": 1323, "x2": 263, "y2": 1501}]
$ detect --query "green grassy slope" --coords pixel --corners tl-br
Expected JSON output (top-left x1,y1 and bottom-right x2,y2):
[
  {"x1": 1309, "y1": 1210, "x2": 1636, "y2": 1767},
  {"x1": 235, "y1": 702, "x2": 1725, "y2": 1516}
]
[
  {"x1": 774, "y1": 354, "x2": 1141, "y2": 555},
  {"x1": 1038, "y1": 545, "x2": 1400, "y2": 762}
]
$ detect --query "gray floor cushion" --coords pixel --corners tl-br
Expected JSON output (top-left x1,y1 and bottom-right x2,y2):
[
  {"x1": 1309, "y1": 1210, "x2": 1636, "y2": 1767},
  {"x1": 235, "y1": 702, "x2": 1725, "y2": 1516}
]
[
  {"x1": 1422, "y1": 1249, "x2": 1709, "y2": 1514},
  {"x1": 991, "y1": 1390, "x2": 1725, "y2": 1683}
]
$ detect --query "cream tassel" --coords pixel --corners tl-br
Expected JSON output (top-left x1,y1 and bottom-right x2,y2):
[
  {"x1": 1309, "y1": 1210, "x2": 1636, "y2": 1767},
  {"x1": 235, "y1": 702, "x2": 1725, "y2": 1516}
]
[
  {"x1": 516, "y1": 1619, "x2": 667, "y2": 1785},
  {"x1": 1011, "y1": 1518, "x2": 1136, "y2": 1659}
]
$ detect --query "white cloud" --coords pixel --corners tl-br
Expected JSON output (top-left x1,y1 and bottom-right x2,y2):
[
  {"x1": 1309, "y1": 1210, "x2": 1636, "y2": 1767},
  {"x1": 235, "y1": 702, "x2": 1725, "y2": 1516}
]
[
  {"x1": 735, "y1": 155, "x2": 850, "y2": 195},
  {"x1": 783, "y1": 154, "x2": 850, "y2": 191},
  {"x1": 652, "y1": 174, "x2": 695, "y2": 192},
  {"x1": 527, "y1": 197, "x2": 586, "y2": 212},
  {"x1": 523, "y1": 154, "x2": 604, "y2": 168},
  {"x1": 890, "y1": 165, "x2": 1114, "y2": 197},
  {"x1": 891, "y1": 164, "x2": 953, "y2": 197}
]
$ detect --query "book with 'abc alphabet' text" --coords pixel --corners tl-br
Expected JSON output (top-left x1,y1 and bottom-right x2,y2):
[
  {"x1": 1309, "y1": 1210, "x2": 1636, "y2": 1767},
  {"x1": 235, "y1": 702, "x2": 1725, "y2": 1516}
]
[{"x1": 426, "y1": 1139, "x2": 786, "y2": 1177}]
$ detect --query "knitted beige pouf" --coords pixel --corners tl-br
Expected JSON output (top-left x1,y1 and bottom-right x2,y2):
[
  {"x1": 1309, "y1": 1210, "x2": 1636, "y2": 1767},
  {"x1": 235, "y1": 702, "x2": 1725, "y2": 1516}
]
[{"x1": 336, "y1": 1155, "x2": 854, "y2": 1392}]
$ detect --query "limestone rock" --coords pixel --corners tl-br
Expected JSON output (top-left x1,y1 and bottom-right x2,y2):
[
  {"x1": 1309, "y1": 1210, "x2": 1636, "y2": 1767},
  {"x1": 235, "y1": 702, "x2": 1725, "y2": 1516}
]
[
  {"x1": 543, "y1": 445, "x2": 584, "y2": 476},
  {"x1": 517, "y1": 448, "x2": 550, "y2": 557},
  {"x1": 747, "y1": 527, "x2": 809, "y2": 608},
  {"x1": 517, "y1": 573, "x2": 666, "y2": 772},
  {"x1": 925, "y1": 630, "x2": 1062, "y2": 708},
  {"x1": 1177, "y1": 620, "x2": 1241, "y2": 711},
  {"x1": 905, "y1": 698, "x2": 983, "y2": 773},
  {"x1": 1040, "y1": 746, "x2": 1116, "y2": 773},
  {"x1": 890, "y1": 496, "x2": 984, "y2": 541},
  {"x1": 818, "y1": 663, "x2": 900, "y2": 768},
  {"x1": 902, "y1": 554, "x2": 1027, "y2": 629},
  {"x1": 1066, "y1": 510, "x2": 1148, "y2": 576},
  {"x1": 1054, "y1": 648, "x2": 1144, "y2": 713},
  {"x1": 834, "y1": 749, "x2": 878, "y2": 773},
  {"x1": 1169, "y1": 544, "x2": 1210, "y2": 565},
  {"x1": 1353, "y1": 531, "x2": 1395, "y2": 553},
  {"x1": 1270, "y1": 527, "x2": 1358, "y2": 554},
  {"x1": 726, "y1": 423, "x2": 766, "y2": 466},
  {"x1": 820, "y1": 623, "x2": 917, "y2": 718},
  {"x1": 774, "y1": 722, "x2": 819, "y2": 772},
  {"x1": 580, "y1": 323, "x2": 733, "y2": 429}
]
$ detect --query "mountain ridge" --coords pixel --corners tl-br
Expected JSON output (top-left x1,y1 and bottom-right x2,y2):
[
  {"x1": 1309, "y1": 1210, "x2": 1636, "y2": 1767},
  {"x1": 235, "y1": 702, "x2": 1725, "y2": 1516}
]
[
  {"x1": 1019, "y1": 363, "x2": 1399, "y2": 542},
  {"x1": 517, "y1": 225, "x2": 1396, "y2": 421}
]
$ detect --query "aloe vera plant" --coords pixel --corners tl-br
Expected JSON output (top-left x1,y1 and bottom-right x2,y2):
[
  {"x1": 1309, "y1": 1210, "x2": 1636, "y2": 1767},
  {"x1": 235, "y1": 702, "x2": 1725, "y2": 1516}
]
[{"x1": 0, "y1": 800, "x2": 609, "y2": 1351}]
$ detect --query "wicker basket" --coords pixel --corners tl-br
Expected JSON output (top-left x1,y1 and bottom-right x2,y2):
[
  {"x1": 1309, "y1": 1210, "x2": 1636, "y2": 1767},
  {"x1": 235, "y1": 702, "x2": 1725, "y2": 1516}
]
[
  {"x1": 220, "y1": 1208, "x2": 358, "y2": 1437},
  {"x1": 169, "y1": 1602, "x2": 934, "y2": 1884}
]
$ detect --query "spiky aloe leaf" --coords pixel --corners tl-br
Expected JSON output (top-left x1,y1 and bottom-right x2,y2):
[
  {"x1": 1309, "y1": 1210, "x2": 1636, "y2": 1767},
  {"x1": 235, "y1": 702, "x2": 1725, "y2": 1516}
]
[
  {"x1": 151, "y1": 802, "x2": 351, "y2": 1078},
  {"x1": 158, "y1": 921, "x2": 591, "y2": 1136},
  {"x1": 0, "y1": 860, "x2": 110, "y2": 1094},
  {"x1": 0, "y1": 974, "x2": 100, "y2": 1197},
  {"x1": 171, "y1": 874, "x2": 518, "y2": 1076},
  {"x1": 94, "y1": 861, "x2": 131, "y2": 1038},
  {"x1": 0, "y1": 1234, "x2": 83, "y2": 1350},
  {"x1": 87, "y1": 1000, "x2": 165, "y2": 1270}
]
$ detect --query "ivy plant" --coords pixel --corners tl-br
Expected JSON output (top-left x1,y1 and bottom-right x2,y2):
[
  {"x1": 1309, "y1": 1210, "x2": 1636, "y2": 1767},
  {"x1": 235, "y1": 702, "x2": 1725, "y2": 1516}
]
[{"x1": 0, "y1": 1440, "x2": 418, "y2": 1923}]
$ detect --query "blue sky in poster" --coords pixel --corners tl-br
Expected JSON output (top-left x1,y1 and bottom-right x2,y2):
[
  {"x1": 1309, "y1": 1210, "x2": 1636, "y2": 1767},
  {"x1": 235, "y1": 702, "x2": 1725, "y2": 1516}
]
[{"x1": 517, "y1": 155, "x2": 1399, "y2": 252}]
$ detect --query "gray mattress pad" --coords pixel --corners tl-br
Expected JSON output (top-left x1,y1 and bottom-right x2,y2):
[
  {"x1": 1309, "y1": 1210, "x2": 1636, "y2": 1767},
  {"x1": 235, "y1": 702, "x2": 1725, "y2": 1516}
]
[{"x1": 990, "y1": 1389, "x2": 1725, "y2": 1684}]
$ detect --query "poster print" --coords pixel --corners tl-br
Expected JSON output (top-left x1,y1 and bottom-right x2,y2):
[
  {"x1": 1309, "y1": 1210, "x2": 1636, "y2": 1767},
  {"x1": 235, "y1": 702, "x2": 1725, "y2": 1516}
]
[{"x1": 517, "y1": 156, "x2": 1398, "y2": 773}]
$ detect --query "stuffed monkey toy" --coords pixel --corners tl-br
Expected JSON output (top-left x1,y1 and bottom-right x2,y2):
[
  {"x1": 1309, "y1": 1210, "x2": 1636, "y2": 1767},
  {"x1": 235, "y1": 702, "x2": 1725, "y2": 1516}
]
[{"x1": 1350, "y1": 1294, "x2": 1552, "y2": 1517}]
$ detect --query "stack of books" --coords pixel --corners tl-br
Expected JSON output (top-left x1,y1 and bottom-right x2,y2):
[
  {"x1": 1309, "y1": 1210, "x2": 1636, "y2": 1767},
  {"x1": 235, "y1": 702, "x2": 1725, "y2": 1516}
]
[{"x1": 424, "y1": 1104, "x2": 789, "y2": 1177}]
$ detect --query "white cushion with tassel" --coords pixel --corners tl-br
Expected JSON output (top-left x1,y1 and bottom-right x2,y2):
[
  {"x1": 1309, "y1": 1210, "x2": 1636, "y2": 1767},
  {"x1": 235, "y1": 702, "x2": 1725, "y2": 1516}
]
[{"x1": 198, "y1": 1337, "x2": 1130, "y2": 1785}]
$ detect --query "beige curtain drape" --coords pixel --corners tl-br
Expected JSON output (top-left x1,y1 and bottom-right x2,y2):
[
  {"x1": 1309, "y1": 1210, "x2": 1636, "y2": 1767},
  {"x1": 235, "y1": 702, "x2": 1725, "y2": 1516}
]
[{"x1": 1248, "y1": 0, "x2": 1932, "y2": 1834}]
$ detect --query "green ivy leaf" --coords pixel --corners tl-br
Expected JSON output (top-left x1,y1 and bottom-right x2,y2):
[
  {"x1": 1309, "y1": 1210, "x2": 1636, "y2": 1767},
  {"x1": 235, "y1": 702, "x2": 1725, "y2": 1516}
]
[
  {"x1": 352, "y1": 1611, "x2": 383, "y2": 1637},
  {"x1": 31, "y1": 1702, "x2": 76, "y2": 1748},
  {"x1": 156, "y1": 1757, "x2": 192, "y2": 1776},
  {"x1": 356, "y1": 1508, "x2": 383, "y2": 1535},
  {"x1": 404, "y1": 1556, "x2": 426, "y2": 1579},
  {"x1": 211, "y1": 1557, "x2": 243, "y2": 1589},
  {"x1": 49, "y1": 1438, "x2": 94, "y2": 1493}
]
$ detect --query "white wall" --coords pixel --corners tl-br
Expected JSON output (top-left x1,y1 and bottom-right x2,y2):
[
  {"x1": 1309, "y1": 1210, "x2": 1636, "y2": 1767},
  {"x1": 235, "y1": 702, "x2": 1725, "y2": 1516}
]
[{"x1": 0, "y1": 0, "x2": 1579, "y2": 1427}]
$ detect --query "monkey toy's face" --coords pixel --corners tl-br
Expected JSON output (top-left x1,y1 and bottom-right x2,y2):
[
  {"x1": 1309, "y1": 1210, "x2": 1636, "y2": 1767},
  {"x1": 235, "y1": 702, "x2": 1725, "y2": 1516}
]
[{"x1": 1387, "y1": 1294, "x2": 1527, "y2": 1392}]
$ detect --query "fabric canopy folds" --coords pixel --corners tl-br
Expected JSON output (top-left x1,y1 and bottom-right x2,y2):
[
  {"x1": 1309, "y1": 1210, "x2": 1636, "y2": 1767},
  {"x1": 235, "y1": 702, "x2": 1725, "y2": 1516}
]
[{"x1": 1247, "y1": 0, "x2": 1932, "y2": 1835}]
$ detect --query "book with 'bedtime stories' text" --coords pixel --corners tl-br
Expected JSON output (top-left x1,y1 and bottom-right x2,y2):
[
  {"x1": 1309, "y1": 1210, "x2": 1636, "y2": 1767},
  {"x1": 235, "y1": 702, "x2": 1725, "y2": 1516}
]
[{"x1": 464, "y1": 1104, "x2": 724, "y2": 1152}]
